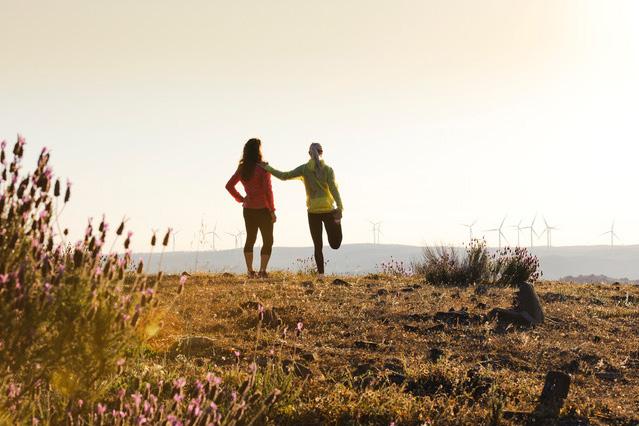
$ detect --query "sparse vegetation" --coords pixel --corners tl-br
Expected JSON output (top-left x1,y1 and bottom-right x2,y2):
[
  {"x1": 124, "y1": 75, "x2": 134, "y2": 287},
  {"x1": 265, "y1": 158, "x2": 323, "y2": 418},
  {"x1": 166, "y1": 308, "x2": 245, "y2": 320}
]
[
  {"x1": 415, "y1": 239, "x2": 542, "y2": 287},
  {"x1": 2, "y1": 137, "x2": 636, "y2": 425}
]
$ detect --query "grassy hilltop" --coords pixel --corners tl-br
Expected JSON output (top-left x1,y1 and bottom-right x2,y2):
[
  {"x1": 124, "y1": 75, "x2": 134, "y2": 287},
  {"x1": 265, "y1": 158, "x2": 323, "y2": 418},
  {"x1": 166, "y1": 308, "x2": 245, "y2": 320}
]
[{"x1": 145, "y1": 273, "x2": 639, "y2": 425}]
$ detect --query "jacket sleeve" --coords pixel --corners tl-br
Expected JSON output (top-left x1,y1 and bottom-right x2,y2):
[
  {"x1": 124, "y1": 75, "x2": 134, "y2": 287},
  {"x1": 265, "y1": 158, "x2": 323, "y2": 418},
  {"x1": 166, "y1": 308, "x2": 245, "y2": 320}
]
[
  {"x1": 264, "y1": 171, "x2": 276, "y2": 211},
  {"x1": 327, "y1": 167, "x2": 343, "y2": 211},
  {"x1": 225, "y1": 171, "x2": 245, "y2": 203},
  {"x1": 263, "y1": 164, "x2": 305, "y2": 181}
]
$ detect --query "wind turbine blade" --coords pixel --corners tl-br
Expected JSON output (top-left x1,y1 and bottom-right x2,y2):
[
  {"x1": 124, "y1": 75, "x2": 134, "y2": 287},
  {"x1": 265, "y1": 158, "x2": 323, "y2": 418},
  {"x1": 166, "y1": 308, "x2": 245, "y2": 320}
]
[
  {"x1": 500, "y1": 232, "x2": 509, "y2": 245},
  {"x1": 500, "y1": 216, "x2": 507, "y2": 228}
]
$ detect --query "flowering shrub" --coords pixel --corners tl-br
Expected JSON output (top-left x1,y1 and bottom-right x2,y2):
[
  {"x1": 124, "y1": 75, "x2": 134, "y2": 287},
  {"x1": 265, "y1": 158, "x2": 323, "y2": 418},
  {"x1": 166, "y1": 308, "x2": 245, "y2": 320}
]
[
  {"x1": 416, "y1": 239, "x2": 541, "y2": 286},
  {"x1": 0, "y1": 136, "x2": 167, "y2": 421},
  {"x1": 60, "y1": 370, "x2": 283, "y2": 426},
  {"x1": 491, "y1": 246, "x2": 543, "y2": 285}
]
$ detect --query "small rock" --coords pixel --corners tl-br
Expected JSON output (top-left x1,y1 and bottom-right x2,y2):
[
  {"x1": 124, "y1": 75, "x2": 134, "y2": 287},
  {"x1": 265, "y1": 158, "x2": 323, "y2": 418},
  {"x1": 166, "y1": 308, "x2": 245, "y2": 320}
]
[
  {"x1": 403, "y1": 324, "x2": 420, "y2": 333},
  {"x1": 299, "y1": 351, "x2": 319, "y2": 363},
  {"x1": 352, "y1": 362, "x2": 376, "y2": 377},
  {"x1": 354, "y1": 340, "x2": 380, "y2": 350},
  {"x1": 434, "y1": 310, "x2": 482, "y2": 325},
  {"x1": 474, "y1": 284, "x2": 488, "y2": 295},
  {"x1": 262, "y1": 308, "x2": 282, "y2": 328},
  {"x1": 332, "y1": 278, "x2": 351, "y2": 287},
  {"x1": 377, "y1": 288, "x2": 389, "y2": 296},
  {"x1": 169, "y1": 336, "x2": 218, "y2": 357},
  {"x1": 426, "y1": 323, "x2": 446, "y2": 333},
  {"x1": 429, "y1": 347, "x2": 445, "y2": 362}
]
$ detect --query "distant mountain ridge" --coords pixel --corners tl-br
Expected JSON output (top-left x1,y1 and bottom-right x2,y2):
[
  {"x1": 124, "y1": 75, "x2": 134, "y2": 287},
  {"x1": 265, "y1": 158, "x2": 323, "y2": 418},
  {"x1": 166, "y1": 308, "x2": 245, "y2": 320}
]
[{"x1": 138, "y1": 243, "x2": 639, "y2": 281}]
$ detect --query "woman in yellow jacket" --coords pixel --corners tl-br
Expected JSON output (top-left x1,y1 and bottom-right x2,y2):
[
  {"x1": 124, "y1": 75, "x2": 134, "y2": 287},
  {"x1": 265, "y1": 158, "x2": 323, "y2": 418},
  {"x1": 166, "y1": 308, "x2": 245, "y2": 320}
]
[{"x1": 261, "y1": 143, "x2": 343, "y2": 278}]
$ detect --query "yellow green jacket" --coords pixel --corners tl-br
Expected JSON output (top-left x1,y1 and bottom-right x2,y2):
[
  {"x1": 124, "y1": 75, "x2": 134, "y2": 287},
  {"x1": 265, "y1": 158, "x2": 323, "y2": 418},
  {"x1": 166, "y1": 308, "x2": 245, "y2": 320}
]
[{"x1": 263, "y1": 160, "x2": 343, "y2": 214}]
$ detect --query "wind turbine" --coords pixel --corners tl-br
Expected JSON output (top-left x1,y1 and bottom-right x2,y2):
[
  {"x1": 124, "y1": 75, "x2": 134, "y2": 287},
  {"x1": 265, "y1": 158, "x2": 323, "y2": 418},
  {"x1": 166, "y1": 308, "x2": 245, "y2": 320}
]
[
  {"x1": 227, "y1": 230, "x2": 245, "y2": 249},
  {"x1": 370, "y1": 221, "x2": 382, "y2": 244},
  {"x1": 539, "y1": 217, "x2": 558, "y2": 248},
  {"x1": 171, "y1": 229, "x2": 181, "y2": 252},
  {"x1": 601, "y1": 220, "x2": 620, "y2": 247},
  {"x1": 484, "y1": 216, "x2": 508, "y2": 249},
  {"x1": 461, "y1": 219, "x2": 477, "y2": 242},
  {"x1": 205, "y1": 223, "x2": 220, "y2": 251},
  {"x1": 521, "y1": 213, "x2": 538, "y2": 248},
  {"x1": 511, "y1": 219, "x2": 525, "y2": 247}
]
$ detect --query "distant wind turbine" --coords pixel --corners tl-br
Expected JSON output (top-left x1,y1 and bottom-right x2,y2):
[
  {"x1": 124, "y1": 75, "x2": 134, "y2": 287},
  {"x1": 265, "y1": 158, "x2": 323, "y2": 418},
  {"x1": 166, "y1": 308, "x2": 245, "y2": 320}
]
[
  {"x1": 227, "y1": 230, "x2": 245, "y2": 249},
  {"x1": 601, "y1": 220, "x2": 620, "y2": 247},
  {"x1": 370, "y1": 221, "x2": 382, "y2": 244},
  {"x1": 539, "y1": 216, "x2": 558, "y2": 248},
  {"x1": 461, "y1": 219, "x2": 477, "y2": 242},
  {"x1": 205, "y1": 223, "x2": 220, "y2": 251},
  {"x1": 511, "y1": 219, "x2": 525, "y2": 247},
  {"x1": 171, "y1": 229, "x2": 181, "y2": 252},
  {"x1": 521, "y1": 213, "x2": 538, "y2": 248},
  {"x1": 484, "y1": 216, "x2": 508, "y2": 249}
]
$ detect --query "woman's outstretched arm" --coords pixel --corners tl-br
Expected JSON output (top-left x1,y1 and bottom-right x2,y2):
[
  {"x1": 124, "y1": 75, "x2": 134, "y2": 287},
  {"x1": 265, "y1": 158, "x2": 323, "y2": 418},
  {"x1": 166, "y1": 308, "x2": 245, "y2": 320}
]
[
  {"x1": 225, "y1": 171, "x2": 245, "y2": 203},
  {"x1": 262, "y1": 163, "x2": 305, "y2": 181},
  {"x1": 327, "y1": 167, "x2": 343, "y2": 211}
]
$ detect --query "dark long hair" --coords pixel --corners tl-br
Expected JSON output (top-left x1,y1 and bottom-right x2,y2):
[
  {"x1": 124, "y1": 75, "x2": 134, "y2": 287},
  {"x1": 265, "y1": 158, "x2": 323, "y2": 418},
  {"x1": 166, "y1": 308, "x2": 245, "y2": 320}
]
[{"x1": 238, "y1": 138, "x2": 262, "y2": 180}]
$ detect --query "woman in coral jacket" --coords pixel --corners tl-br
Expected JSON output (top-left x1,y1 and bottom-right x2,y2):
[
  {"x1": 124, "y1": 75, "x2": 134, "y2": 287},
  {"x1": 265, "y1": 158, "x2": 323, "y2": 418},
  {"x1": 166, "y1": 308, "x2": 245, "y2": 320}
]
[{"x1": 225, "y1": 138, "x2": 276, "y2": 278}]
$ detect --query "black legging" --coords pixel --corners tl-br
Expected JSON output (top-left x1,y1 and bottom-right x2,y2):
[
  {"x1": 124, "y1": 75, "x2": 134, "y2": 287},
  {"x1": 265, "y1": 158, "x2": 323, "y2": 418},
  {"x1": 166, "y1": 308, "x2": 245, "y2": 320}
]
[
  {"x1": 308, "y1": 212, "x2": 342, "y2": 274},
  {"x1": 243, "y1": 208, "x2": 274, "y2": 255}
]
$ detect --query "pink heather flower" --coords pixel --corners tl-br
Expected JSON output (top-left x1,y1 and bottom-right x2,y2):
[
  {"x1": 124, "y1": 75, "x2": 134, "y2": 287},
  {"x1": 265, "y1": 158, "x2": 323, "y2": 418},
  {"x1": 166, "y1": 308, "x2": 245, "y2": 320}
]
[
  {"x1": 297, "y1": 322, "x2": 304, "y2": 332},
  {"x1": 0, "y1": 274, "x2": 9, "y2": 285},
  {"x1": 136, "y1": 415, "x2": 147, "y2": 425},
  {"x1": 97, "y1": 403, "x2": 107, "y2": 415},
  {"x1": 17, "y1": 134, "x2": 26, "y2": 146},
  {"x1": 132, "y1": 392, "x2": 142, "y2": 408},
  {"x1": 143, "y1": 400, "x2": 151, "y2": 414},
  {"x1": 269, "y1": 349, "x2": 275, "y2": 356},
  {"x1": 173, "y1": 378, "x2": 186, "y2": 389},
  {"x1": 117, "y1": 388, "x2": 126, "y2": 400},
  {"x1": 234, "y1": 350, "x2": 241, "y2": 358},
  {"x1": 0, "y1": 140, "x2": 5, "y2": 149},
  {"x1": 231, "y1": 391, "x2": 238, "y2": 402},
  {"x1": 32, "y1": 417, "x2": 39, "y2": 425},
  {"x1": 66, "y1": 179, "x2": 72, "y2": 187},
  {"x1": 210, "y1": 402, "x2": 218, "y2": 411},
  {"x1": 173, "y1": 393, "x2": 183, "y2": 403},
  {"x1": 94, "y1": 267, "x2": 102, "y2": 277},
  {"x1": 77, "y1": 399, "x2": 84, "y2": 408},
  {"x1": 179, "y1": 275, "x2": 187, "y2": 286}
]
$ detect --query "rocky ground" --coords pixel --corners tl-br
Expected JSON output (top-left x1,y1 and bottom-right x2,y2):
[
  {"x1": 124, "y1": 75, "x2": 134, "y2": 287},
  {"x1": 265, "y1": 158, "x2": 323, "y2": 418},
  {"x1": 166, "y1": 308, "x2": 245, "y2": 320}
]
[{"x1": 147, "y1": 272, "x2": 639, "y2": 425}]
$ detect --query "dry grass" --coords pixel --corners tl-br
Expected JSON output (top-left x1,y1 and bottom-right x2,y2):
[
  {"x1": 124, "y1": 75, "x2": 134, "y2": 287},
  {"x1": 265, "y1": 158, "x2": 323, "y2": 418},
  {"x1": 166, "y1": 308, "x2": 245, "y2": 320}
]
[{"x1": 148, "y1": 273, "x2": 639, "y2": 425}]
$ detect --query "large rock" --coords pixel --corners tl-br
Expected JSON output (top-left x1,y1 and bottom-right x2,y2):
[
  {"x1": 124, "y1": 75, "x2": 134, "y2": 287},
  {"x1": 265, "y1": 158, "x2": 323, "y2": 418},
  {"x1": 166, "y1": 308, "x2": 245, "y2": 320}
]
[
  {"x1": 533, "y1": 371, "x2": 571, "y2": 419},
  {"x1": 514, "y1": 282, "x2": 544, "y2": 325},
  {"x1": 488, "y1": 282, "x2": 545, "y2": 327}
]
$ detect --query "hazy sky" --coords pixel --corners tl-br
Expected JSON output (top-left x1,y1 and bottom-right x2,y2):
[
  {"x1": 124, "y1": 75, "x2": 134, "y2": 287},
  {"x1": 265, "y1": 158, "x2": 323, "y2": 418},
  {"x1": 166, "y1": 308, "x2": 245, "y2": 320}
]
[{"x1": 2, "y1": 1, "x2": 639, "y2": 251}]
